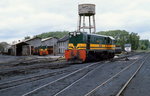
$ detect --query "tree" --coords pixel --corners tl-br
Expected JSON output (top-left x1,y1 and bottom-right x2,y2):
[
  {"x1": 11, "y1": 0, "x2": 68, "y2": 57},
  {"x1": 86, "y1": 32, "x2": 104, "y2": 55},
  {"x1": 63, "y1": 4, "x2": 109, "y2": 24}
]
[
  {"x1": 139, "y1": 40, "x2": 150, "y2": 50},
  {"x1": 36, "y1": 31, "x2": 69, "y2": 39},
  {"x1": 97, "y1": 30, "x2": 130, "y2": 49},
  {"x1": 0, "y1": 44, "x2": 4, "y2": 52},
  {"x1": 24, "y1": 36, "x2": 30, "y2": 40},
  {"x1": 129, "y1": 32, "x2": 140, "y2": 50},
  {"x1": 0, "y1": 42, "x2": 9, "y2": 52},
  {"x1": 97, "y1": 30, "x2": 140, "y2": 50}
]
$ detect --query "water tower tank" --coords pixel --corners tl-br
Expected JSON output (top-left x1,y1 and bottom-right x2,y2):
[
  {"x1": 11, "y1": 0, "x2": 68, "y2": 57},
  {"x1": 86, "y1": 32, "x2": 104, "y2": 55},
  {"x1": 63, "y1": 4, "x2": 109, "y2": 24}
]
[{"x1": 78, "y1": 4, "x2": 95, "y2": 16}]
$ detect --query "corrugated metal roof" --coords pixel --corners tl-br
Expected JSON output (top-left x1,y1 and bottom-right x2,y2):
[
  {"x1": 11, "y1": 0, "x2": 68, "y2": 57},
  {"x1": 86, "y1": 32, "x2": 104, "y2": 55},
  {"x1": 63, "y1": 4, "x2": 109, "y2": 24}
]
[
  {"x1": 41, "y1": 37, "x2": 53, "y2": 41},
  {"x1": 24, "y1": 37, "x2": 41, "y2": 42},
  {"x1": 41, "y1": 37, "x2": 58, "y2": 42},
  {"x1": 11, "y1": 37, "x2": 41, "y2": 45},
  {"x1": 12, "y1": 42, "x2": 29, "y2": 46},
  {"x1": 58, "y1": 35, "x2": 69, "y2": 42},
  {"x1": 88, "y1": 33, "x2": 115, "y2": 40}
]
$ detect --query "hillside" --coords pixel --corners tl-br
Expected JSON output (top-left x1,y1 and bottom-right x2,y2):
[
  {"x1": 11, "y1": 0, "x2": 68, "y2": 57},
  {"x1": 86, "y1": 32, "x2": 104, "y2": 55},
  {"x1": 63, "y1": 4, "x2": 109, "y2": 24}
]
[{"x1": 35, "y1": 31, "x2": 69, "y2": 39}]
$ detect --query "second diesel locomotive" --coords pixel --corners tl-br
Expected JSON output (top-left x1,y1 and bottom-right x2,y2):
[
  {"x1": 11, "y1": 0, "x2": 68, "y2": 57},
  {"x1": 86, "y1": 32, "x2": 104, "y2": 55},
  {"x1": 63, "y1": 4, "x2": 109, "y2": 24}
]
[
  {"x1": 34, "y1": 46, "x2": 49, "y2": 56},
  {"x1": 65, "y1": 32, "x2": 116, "y2": 62}
]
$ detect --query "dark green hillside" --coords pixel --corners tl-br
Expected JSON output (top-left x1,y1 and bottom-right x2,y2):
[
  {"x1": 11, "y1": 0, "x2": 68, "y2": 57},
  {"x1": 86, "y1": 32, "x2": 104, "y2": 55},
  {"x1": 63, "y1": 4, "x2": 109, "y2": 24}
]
[{"x1": 35, "y1": 31, "x2": 69, "y2": 39}]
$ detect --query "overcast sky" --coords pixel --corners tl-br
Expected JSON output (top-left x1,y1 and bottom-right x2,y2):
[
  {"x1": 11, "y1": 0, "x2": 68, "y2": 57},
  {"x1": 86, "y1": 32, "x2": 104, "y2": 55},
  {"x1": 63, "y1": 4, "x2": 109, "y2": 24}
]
[{"x1": 0, "y1": 0, "x2": 150, "y2": 43}]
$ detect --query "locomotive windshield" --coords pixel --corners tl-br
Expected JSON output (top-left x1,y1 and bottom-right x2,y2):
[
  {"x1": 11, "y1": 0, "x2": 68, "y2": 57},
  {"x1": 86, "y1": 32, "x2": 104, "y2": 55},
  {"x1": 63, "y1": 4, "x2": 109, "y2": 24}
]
[{"x1": 69, "y1": 32, "x2": 85, "y2": 46}]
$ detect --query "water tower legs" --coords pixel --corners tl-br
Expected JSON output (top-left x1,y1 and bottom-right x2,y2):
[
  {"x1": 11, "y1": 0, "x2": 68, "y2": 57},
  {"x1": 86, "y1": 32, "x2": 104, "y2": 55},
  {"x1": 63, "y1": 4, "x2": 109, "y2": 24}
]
[{"x1": 78, "y1": 15, "x2": 96, "y2": 34}]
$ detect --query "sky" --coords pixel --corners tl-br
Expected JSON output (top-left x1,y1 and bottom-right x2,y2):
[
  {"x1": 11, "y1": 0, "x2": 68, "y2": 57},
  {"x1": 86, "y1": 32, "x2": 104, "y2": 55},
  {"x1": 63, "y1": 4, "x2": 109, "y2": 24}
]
[{"x1": 0, "y1": 0, "x2": 150, "y2": 43}]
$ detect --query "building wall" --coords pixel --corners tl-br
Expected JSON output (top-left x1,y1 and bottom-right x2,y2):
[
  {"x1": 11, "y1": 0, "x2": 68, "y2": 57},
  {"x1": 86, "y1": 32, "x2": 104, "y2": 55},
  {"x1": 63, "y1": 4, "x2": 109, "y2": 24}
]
[
  {"x1": 10, "y1": 45, "x2": 16, "y2": 56},
  {"x1": 3, "y1": 45, "x2": 11, "y2": 53},
  {"x1": 57, "y1": 40, "x2": 68, "y2": 54},
  {"x1": 22, "y1": 45, "x2": 31, "y2": 56}
]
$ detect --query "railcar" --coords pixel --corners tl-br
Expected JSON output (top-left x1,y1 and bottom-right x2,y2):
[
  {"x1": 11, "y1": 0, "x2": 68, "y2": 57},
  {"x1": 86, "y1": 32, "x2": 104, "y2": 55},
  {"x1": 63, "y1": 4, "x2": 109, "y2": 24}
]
[
  {"x1": 33, "y1": 46, "x2": 48, "y2": 56},
  {"x1": 39, "y1": 46, "x2": 48, "y2": 56},
  {"x1": 65, "y1": 32, "x2": 116, "y2": 62}
]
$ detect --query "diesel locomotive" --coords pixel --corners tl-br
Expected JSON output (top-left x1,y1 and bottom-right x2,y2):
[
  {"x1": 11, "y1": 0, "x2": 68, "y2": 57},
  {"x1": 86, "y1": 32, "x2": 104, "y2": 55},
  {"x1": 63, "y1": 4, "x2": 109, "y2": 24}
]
[
  {"x1": 34, "y1": 46, "x2": 48, "y2": 56},
  {"x1": 65, "y1": 32, "x2": 116, "y2": 62}
]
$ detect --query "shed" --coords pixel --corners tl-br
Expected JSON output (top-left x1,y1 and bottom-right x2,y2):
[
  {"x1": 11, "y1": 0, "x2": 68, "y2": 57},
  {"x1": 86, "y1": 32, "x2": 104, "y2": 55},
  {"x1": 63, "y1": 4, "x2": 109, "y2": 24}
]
[{"x1": 11, "y1": 42, "x2": 30, "y2": 56}]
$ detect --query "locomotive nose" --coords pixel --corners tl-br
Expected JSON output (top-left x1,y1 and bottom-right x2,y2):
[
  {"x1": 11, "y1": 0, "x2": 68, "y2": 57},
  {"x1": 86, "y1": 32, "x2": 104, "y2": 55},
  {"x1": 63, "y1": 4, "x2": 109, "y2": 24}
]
[
  {"x1": 71, "y1": 50, "x2": 78, "y2": 56},
  {"x1": 65, "y1": 49, "x2": 86, "y2": 62}
]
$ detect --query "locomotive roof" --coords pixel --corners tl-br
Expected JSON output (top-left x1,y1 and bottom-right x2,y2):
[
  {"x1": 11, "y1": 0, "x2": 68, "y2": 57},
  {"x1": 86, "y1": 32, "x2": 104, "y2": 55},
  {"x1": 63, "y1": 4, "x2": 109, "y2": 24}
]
[
  {"x1": 85, "y1": 33, "x2": 115, "y2": 40},
  {"x1": 69, "y1": 32, "x2": 115, "y2": 40}
]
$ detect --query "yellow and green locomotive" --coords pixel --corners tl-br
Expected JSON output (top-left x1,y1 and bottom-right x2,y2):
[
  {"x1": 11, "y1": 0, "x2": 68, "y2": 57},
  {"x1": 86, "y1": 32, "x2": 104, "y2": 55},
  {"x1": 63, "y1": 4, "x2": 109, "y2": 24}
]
[
  {"x1": 34, "y1": 46, "x2": 48, "y2": 56},
  {"x1": 65, "y1": 32, "x2": 116, "y2": 62}
]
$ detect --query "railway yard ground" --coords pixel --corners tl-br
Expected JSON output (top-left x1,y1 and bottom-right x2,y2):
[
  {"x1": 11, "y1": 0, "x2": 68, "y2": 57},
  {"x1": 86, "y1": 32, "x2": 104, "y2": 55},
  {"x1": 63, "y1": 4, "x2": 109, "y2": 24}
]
[{"x1": 0, "y1": 52, "x2": 150, "y2": 96}]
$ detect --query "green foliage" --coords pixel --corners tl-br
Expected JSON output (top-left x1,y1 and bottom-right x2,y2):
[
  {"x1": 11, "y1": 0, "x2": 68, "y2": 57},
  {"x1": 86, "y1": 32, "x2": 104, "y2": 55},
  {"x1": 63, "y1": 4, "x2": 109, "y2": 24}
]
[
  {"x1": 0, "y1": 42, "x2": 9, "y2": 52},
  {"x1": 97, "y1": 30, "x2": 140, "y2": 50},
  {"x1": 24, "y1": 36, "x2": 30, "y2": 40},
  {"x1": 0, "y1": 44, "x2": 4, "y2": 52},
  {"x1": 141, "y1": 45, "x2": 147, "y2": 50},
  {"x1": 129, "y1": 32, "x2": 140, "y2": 50},
  {"x1": 35, "y1": 31, "x2": 69, "y2": 39},
  {"x1": 139, "y1": 40, "x2": 150, "y2": 50}
]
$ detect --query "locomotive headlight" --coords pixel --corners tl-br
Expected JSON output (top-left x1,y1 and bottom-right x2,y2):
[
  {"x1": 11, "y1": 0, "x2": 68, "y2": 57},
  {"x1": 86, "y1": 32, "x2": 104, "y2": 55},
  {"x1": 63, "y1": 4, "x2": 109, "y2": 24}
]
[
  {"x1": 76, "y1": 32, "x2": 81, "y2": 35},
  {"x1": 70, "y1": 32, "x2": 74, "y2": 35},
  {"x1": 69, "y1": 32, "x2": 76, "y2": 36},
  {"x1": 69, "y1": 32, "x2": 80, "y2": 36}
]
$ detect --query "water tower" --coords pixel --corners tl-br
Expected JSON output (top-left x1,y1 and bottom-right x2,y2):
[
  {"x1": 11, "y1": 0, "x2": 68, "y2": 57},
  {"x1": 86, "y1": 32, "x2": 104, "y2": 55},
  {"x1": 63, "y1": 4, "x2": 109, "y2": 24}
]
[{"x1": 78, "y1": 4, "x2": 96, "y2": 33}]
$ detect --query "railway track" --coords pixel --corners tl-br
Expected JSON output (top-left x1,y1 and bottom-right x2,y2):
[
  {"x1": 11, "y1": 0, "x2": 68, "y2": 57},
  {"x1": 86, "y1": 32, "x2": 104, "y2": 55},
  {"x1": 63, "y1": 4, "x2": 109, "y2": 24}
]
[
  {"x1": 21, "y1": 53, "x2": 142, "y2": 96},
  {"x1": 0, "y1": 53, "x2": 134, "y2": 90},
  {"x1": 84, "y1": 53, "x2": 149, "y2": 96},
  {"x1": 0, "y1": 60, "x2": 108, "y2": 92},
  {"x1": 115, "y1": 54, "x2": 149, "y2": 96},
  {"x1": 0, "y1": 52, "x2": 145, "y2": 96},
  {"x1": 22, "y1": 61, "x2": 107, "y2": 96},
  {"x1": 0, "y1": 68, "x2": 76, "y2": 90}
]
